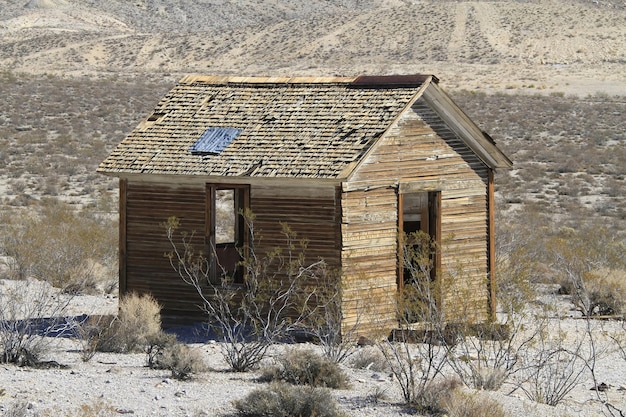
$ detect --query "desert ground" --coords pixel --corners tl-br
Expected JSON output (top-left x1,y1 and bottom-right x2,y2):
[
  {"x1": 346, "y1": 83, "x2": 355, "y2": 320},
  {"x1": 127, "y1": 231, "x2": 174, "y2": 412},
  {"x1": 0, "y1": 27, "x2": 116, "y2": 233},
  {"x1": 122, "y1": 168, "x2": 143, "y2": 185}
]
[
  {"x1": 2, "y1": 278, "x2": 626, "y2": 417},
  {"x1": 0, "y1": 0, "x2": 625, "y2": 416}
]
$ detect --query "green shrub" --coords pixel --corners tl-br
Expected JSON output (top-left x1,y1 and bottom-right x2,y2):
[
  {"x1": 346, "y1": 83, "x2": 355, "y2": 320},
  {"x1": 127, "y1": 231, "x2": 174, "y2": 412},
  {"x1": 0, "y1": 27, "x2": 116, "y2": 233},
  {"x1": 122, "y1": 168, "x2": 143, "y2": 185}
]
[
  {"x1": 233, "y1": 382, "x2": 346, "y2": 417},
  {"x1": 260, "y1": 349, "x2": 349, "y2": 389}
]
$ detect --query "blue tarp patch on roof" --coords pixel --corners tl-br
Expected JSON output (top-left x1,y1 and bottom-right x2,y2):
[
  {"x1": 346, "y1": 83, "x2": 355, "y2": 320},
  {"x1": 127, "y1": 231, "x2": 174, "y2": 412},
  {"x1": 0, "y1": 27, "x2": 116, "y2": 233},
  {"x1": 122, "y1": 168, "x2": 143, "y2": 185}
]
[{"x1": 189, "y1": 127, "x2": 241, "y2": 155}]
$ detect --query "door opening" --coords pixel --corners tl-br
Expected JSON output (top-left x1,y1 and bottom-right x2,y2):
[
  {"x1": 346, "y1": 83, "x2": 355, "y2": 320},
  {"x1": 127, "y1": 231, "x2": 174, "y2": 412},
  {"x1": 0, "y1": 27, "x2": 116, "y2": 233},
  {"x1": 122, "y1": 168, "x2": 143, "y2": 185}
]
[
  {"x1": 398, "y1": 191, "x2": 441, "y2": 291},
  {"x1": 206, "y1": 184, "x2": 249, "y2": 283}
]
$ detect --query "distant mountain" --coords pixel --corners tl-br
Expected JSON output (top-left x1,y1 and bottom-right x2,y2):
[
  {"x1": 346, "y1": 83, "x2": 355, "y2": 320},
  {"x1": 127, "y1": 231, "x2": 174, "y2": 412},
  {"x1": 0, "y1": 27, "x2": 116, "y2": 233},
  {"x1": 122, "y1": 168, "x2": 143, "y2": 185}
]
[{"x1": 0, "y1": 0, "x2": 624, "y2": 94}]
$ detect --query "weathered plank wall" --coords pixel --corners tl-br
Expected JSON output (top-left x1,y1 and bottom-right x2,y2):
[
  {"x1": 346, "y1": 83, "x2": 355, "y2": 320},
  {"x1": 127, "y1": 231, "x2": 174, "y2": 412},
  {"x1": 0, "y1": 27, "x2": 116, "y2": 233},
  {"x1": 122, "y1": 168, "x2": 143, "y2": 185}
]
[
  {"x1": 122, "y1": 181, "x2": 342, "y2": 325},
  {"x1": 343, "y1": 97, "x2": 490, "y2": 334},
  {"x1": 341, "y1": 186, "x2": 399, "y2": 336},
  {"x1": 124, "y1": 182, "x2": 207, "y2": 324}
]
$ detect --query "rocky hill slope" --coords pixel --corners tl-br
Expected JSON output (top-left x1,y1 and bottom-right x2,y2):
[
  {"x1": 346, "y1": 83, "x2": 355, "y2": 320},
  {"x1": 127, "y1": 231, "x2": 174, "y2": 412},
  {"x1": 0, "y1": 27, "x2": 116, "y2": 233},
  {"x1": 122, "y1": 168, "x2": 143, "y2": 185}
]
[{"x1": 1, "y1": 0, "x2": 625, "y2": 95}]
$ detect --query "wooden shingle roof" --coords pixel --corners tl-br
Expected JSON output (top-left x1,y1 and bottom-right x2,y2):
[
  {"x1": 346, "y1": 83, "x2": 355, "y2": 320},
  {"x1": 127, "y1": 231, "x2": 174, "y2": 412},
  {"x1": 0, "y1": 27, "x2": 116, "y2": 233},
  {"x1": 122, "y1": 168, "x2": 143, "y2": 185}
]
[{"x1": 98, "y1": 75, "x2": 431, "y2": 179}]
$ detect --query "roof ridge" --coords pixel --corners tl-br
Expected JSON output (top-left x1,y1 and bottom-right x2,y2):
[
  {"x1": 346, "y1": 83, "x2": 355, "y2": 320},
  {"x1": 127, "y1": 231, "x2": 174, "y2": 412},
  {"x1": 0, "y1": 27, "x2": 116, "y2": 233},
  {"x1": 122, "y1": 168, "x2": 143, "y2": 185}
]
[
  {"x1": 179, "y1": 74, "x2": 435, "y2": 86},
  {"x1": 179, "y1": 75, "x2": 357, "y2": 85}
]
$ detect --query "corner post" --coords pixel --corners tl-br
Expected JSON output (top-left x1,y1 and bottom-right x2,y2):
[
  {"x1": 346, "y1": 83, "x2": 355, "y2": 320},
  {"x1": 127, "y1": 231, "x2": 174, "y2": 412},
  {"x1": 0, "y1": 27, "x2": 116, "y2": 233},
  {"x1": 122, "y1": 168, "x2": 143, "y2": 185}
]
[
  {"x1": 487, "y1": 169, "x2": 496, "y2": 320},
  {"x1": 119, "y1": 178, "x2": 128, "y2": 295}
]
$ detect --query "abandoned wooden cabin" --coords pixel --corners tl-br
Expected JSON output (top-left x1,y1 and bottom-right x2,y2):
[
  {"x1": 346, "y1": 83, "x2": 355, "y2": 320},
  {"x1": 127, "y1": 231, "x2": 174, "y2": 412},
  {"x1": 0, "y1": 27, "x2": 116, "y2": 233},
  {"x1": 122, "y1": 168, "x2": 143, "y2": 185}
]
[{"x1": 98, "y1": 74, "x2": 512, "y2": 335}]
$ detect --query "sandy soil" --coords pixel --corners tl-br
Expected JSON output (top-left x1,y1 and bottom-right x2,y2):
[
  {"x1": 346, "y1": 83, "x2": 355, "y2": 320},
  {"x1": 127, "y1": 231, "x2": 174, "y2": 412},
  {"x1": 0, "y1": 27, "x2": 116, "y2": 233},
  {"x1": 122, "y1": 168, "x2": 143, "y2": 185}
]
[{"x1": 1, "y1": 281, "x2": 626, "y2": 416}]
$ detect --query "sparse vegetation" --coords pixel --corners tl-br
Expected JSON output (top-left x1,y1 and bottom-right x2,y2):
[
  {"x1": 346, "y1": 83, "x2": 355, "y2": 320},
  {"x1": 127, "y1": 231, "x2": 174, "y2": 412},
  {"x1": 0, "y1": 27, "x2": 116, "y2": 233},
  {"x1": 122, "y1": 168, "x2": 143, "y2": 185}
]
[
  {"x1": 151, "y1": 342, "x2": 208, "y2": 380},
  {"x1": 260, "y1": 348, "x2": 349, "y2": 389},
  {"x1": 233, "y1": 382, "x2": 346, "y2": 417},
  {"x1": 348, "y1": 346, "x2": 388, "y2": 372},
  {"x1": 0, "y1": 1, "x2": 625, "y2": 414},
  {"x1": 0, "y1": 278, "x2": 74, "y2": 366},
  {"x1": 83, "y1": 292, "x2": 162, "y2": 354},
  {"x1": 165, "y1": 214, "x2": 331, "y2": 372},
  {"x1": 0, "y1": 198, "x2": 117, "y2": 294}
]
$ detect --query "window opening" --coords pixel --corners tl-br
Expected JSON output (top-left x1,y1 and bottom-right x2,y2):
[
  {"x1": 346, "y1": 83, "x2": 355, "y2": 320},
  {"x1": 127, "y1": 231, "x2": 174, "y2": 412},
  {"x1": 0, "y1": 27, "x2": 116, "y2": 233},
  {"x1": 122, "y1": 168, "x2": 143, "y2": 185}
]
[
  {"x1": 215, "y1": 189, "x2": 236, "y2": 244},
  {"x1": 206, "y1": 184, "x2": 249, "y2": 283}
]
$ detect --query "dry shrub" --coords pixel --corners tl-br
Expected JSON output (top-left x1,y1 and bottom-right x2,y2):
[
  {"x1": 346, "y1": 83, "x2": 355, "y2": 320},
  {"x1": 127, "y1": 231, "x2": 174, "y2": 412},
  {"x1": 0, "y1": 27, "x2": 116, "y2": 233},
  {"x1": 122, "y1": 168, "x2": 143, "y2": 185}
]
[
  {"x1": 233, "y1": 382, "x2": 346, "y2": 417},
  {"x1": 413, "y1": 378, "x2": 505, "y2": 417},
  {"x1": 146, "y1": 331, "x2": 178, "y2": 368},
  {"x1": 3, "y1": 401, "x2": 33, "y2": 417},
  {"x1": 0, "y1": 199, "x2": 117, "y2": 294},
  {"x1": 155, "y1": 342, "x2": 208, "y2": 380},
  {"x1": 77, "y1": 314, "x2": 117, "y2": 361},
  {"x1": 260, "y1": 348, "x2": 349, "y2": 389},
  {"x1": 549, "y1": 226, "x2": 625, "y2": 317},
  {"x1": 92, "y1": 292, "x2": 162, "y2": 353},
  {"x1": 71, "y1": 399, "x2": 117, "y2": 417},
  {"x1": 413, "y1": 378, "x2": 463, "y2": 415},
  {"x1": 0, "y1": 278, "x2": 74, "y2": 366},
  {"x1": 567, "y1": 268, "x2": 626, "y2": 316},
  {"x1": 348, "y1": 346, "x2": 388, "y2": 372},
  {"x1": 440, "y1": 389, "x2": 506, "y2": 417},
  {"x1": 473, "y1": 368, "x2": 507, "y2": 391}
]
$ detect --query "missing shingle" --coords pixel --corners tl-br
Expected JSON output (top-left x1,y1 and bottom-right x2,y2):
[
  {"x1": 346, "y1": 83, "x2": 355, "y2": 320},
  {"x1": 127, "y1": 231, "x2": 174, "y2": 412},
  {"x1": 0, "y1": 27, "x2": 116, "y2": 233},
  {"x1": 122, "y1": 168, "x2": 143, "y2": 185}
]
[{"x1": 147, "y1": 112, "x2": 167, "y2": 122}]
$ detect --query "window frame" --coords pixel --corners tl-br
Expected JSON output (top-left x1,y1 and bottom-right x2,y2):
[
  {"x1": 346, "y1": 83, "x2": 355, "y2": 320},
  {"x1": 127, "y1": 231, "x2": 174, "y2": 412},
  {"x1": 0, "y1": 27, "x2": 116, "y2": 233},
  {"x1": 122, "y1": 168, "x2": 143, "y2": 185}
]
[
  {"x1": 205, "y1": 183, "x2": 250, "y2": 284},
  {"x1": 397, "y1": 190, "x2": 441, "y2": 293}
]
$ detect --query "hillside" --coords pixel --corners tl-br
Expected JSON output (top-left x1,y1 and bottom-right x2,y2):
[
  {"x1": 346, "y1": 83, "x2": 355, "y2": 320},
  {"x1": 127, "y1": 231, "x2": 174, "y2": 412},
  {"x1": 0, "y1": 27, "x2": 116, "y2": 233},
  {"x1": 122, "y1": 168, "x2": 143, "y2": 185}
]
[
  {"x1": 1, "y1": 0, "x2": 625, "y2": 228},
  {"x1": 1, "y1": 0, "x2": 625, "y2": 95}
]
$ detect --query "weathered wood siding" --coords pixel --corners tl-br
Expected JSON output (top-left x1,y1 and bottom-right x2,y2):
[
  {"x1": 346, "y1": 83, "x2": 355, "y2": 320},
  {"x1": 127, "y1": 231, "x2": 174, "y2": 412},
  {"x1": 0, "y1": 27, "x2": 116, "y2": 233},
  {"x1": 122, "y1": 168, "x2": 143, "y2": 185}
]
[
  {"x1": 340, "y1": 186, "x2": 399, "y2": 336},
  {"x1": 122, "y1": 181, "x2": 341, "y2": 325},
  {"x1": 343, "y1": 97, "x2": 491, "y2": 334},
  {"x1": 123, "y1": 181, "x2": 207, "y2": 324},
  {"x1": 250, "y1": 186, "x2": 342, "y2": 270}
]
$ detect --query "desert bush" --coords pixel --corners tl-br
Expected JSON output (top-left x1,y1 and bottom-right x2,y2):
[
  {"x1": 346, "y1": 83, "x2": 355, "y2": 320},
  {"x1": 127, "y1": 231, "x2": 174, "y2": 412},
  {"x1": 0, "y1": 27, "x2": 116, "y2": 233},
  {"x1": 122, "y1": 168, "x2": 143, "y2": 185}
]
[
  {"x1": 146, "y1": 330, "x2": 179, "y2": 369},
  {"x1": 233, "y1": 382, "x2": 346, "y2": 417},
  {"x1": 411, "y1": 377, "x2": 463, "y2": 415},
  {"x1": 301, "y1": 276, "x2": 360, "y2": 364},
  {"x1": 447, "y1": 315, "x2": 544, "y2": 391},
  {"x1": 75, "y1": 314, "x2": 117, "y2": 362},
  {"x1": 439, "y1": 388, "x2": 506, "y2": 417},
  {"x1": 348, "y1": 346, "x2": 388, "y2": 372},
  {"x1": 548, "y1": 226, "x2": 625, "y2": 317},
  {"x1": 153, "y1": 342, "x2": 208, "y2": 380},
  {"x1": 377, "y1": 231, "x2": 451, "y2": 405},
  {"x1": 410, "y1": 377, "x2": 506, "y2": 417},
  {"x1": 260, "y1": 348, "x2": 349, "y2": 389},
  {"x1": 0, "y1": 279, "x2": 75, "y2": 366},
  {"x1": 0, "y1": 198, "x2": 117, "y2": 294},
  {"x1": 68, "y1": 399, "x2": 117, "y2": 417},
  {"x1": 515, "y1": 320, "x2": 589, "y2": 406},
  {"x1": 558, "y1": 268, "x2": 626, "y2": 317},
  {"x1": 3, "y1": 401, "x2": 37, "y2": 417},
  {"x1": 165, "y1": 214, "x2": 328, "y2": 372},
  {"x1": 89, "y1": 292, "x2": 162, "y2": 353}
]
